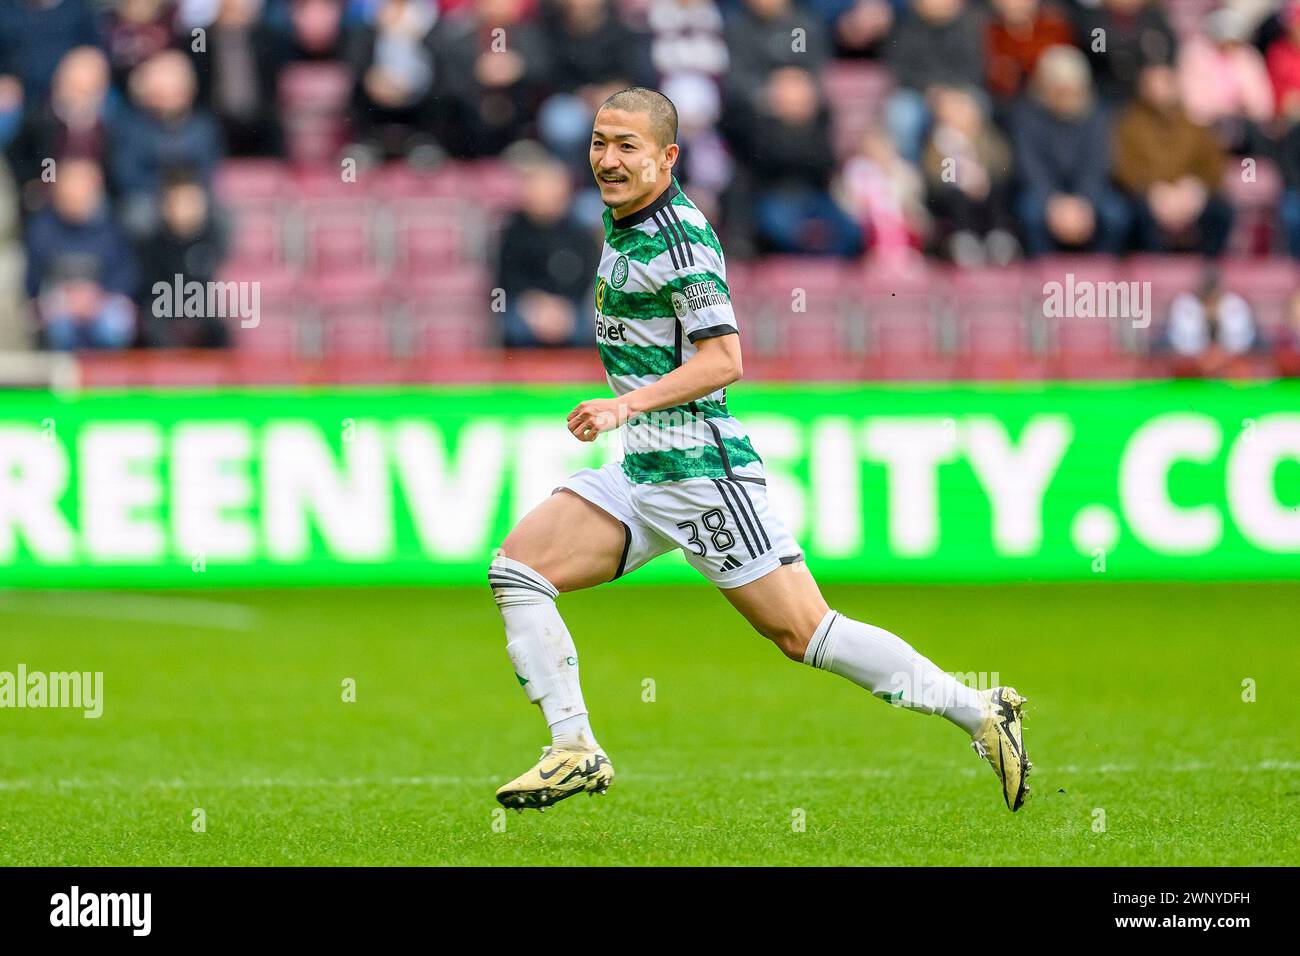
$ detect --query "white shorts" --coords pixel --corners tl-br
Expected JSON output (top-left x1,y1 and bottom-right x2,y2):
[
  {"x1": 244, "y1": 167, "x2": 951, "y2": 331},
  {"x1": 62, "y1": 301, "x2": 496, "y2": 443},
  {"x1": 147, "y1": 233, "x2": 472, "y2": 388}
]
[{"x1": 556, "y1": 461, "x2": 804, "y2": 589}]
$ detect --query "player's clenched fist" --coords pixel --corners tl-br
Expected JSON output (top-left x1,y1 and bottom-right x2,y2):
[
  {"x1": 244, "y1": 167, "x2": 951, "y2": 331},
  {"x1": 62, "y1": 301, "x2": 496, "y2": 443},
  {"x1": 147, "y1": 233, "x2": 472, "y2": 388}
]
[{"x1": 567, "y1": 398, "x2": 626, "y2": 441}]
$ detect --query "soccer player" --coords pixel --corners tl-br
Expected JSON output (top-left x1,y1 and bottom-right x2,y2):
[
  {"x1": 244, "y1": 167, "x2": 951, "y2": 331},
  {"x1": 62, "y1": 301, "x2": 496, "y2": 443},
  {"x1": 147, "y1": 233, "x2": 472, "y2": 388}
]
[{"x1": 490, "y1": 88, "x2": 1031, "y2": 813}]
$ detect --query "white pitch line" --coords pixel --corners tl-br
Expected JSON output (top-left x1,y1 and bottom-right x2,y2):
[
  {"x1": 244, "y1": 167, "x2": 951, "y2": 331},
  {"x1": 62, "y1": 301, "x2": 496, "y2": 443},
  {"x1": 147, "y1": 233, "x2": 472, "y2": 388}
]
[
  {"x1": 0, "y1": 760, "x2": 1295, "y2": 792},
  {"x1": 0, "y1": 591, "x2": 260, "y2": 632}
]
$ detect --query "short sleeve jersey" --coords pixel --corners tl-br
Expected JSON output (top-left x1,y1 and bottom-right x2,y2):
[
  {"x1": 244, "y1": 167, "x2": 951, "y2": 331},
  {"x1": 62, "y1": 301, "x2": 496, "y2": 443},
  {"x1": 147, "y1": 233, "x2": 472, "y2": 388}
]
[{"x1": 594, "y1": 178, "x2": 763, "y2": 485}]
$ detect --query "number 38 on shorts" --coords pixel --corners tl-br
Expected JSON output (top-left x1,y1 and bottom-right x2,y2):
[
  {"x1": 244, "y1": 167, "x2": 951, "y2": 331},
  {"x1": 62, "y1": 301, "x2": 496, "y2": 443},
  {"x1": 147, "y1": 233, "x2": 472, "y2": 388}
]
[{"x1": 556, "y1": 461, "x2": 804, "y2": 590}]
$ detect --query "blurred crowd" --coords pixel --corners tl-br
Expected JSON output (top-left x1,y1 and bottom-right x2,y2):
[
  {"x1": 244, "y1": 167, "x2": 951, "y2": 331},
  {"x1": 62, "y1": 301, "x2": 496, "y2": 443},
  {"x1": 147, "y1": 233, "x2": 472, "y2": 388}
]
[{"x1": 3, "y1": 0, "x2": 1300, "y2": 373}]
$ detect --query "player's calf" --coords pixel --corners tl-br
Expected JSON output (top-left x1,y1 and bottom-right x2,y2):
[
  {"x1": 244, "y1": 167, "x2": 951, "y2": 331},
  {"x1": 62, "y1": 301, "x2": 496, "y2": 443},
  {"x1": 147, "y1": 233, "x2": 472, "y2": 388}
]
[
  {"x1": 722, "y1": 564, "x2": 828, "y2": 661},
  {"x1": 759, "y1": 621, "x2": 814, "y2": 662}
]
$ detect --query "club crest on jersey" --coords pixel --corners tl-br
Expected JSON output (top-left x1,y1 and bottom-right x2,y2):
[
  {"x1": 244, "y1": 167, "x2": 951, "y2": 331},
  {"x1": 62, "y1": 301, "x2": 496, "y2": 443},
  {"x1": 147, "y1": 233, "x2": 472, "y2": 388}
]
[
  {"x1": 611, "y1": 254, "x2": 630, "y2": 289},
  {"x1": 670, "y1": 291, "x2": 689, "y2": 319}
]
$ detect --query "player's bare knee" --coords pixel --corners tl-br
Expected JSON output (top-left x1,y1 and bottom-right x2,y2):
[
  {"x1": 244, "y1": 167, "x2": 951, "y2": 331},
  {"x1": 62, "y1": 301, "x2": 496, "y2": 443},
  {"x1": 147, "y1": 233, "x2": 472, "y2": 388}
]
[{"x1": 497, "y1": 534, "x2": 580, "y2": 594}]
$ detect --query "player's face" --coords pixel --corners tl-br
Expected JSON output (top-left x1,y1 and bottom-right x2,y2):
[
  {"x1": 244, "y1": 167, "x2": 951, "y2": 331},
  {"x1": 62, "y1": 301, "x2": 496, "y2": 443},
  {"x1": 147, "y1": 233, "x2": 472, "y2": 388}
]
[{"x1": 590, "y1": 109, "x2": 668, "y2": 214}]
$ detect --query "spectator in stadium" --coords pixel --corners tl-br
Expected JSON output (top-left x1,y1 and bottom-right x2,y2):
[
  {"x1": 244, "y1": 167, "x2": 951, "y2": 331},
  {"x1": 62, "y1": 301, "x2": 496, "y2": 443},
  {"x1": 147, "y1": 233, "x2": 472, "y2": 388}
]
[
  {"x1": 922, "y1": 86, "x2": 1019, "y2": 265},
  {"x1": 7, "y1": 46, "x2": 112, "y2": 209},
  {"x1": 430, "y1": 0, "x2": 549, "y2": 157},
  {"x1": 0, "y1": 155, "x2": 26, "y2": 350},
  {"x1": 0, "y1": 0, "x2": 101, "y2": 110},
  {"x1": 495, "y1": 150, "x2": 599, "y2": 348},
  {"x1": 1073, "y1": 0, "x2": 1177, "y2": 106},
  {"x1": 1277, "y1": 119, "x2": 1300, "y2": 256},
  {"x1": 1266, "y1": 0, "x2": 1300, "y2": 123},
  {"x1": 537, "y1": 0, "x2": 653, "y2": 169},
  {"x1": 1112, "y1": 62, "x2": 1232, "y2": 256},
  {"x1": 806, "y1": 0, "x2": 895, "y2": 59},
  {"x1": 641, "y1": 1, "x2": 730, "y2": 213},
  {"x1": 725, "y1": 0, "x2": 830, "y2": 113},
  {"x1": 1225, "y1": 0, "x2": 1283, "y2": 49},
  {"x1": 111, "y1": 48, "x2": 224, "y2": 236},
  {"x1": 730, "y1": 65, "x2": 864, "y2": 257},
  {"x1": 190, "y1": 0, "x2": 283, "y2": 157},
  {"x1": 659, "y1": 73, "x2": 732, "y2": 220},
  {"x1": 1276, "y1": 288, "x2": 1300, "y2": 375},
  {"x1": 135, "y1": 167, "x2": 230, "y2": 348},
  {"x1": 348, "y1": 0, "x2": 440, "y2": 164},
  {"x1": 841, "y1": 125, "x2": 931, "y2": 265},
  {"x1": 262, "y1": 0, "x2": 352, "y2": 67},
  {"x1": 884, "y1": 0, "x2": 987, "y2": 163},
  {"x1": 1178, "y1": 7, "x2": 1273, "y2": 154},
  {"x1": 1011, "y1": 44, "x2": 1130, "y2": 256},
  {"x1": 24, "y1": 158, "x2": 138, "y2": 350},
  {"x1": 1159, "y1": 270, "x2": 1260, "y2": 377},
  {"x1": 104, "y1": 0, "x2": 179, "y2": 91},
  {"x1": 644, "y1": 0, "x2": 729, "y2": 91},
  {"x1": 985, "y1": 0, "x2": 1072, "y2": 103},
  {"x1": 0, "y1": 73, "x2": 20, "y2": 151}
]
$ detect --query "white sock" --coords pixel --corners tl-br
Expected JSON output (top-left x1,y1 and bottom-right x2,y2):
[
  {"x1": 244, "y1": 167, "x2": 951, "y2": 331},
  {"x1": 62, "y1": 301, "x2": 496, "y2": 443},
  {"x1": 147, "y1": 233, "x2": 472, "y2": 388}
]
[
  {"x1": 489, "y1": 555, "x2": 601, "y2": 752},
  {"x1": 803, "y1": 609, "x2": 987, "y2": 735}
]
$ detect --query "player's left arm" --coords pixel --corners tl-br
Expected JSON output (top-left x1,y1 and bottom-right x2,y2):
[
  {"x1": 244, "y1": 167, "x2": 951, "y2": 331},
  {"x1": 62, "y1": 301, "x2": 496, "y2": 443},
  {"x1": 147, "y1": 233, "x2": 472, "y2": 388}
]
[{"x1": 567, "y1": 333, "x2": 741, "y2": 441}]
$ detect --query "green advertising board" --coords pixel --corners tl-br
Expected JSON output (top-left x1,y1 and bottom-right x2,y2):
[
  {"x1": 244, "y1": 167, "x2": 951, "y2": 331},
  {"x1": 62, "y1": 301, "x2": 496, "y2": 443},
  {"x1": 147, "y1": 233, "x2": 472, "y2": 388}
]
[{"x1": 0, "y1": 382, "x2": 1297, "y2": 587}]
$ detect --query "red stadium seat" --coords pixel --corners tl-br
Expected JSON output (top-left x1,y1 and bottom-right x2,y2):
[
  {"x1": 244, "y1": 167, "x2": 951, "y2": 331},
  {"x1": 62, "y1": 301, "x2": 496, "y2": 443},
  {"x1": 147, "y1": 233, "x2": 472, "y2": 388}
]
[
  {"x1": 963, "y1": 314, "x2": 1038, "y2": 380},
  {"x1": 396, "y1": 270, "x2": 492, "y2": 355},
  {"x1": 1051, "y1": 312, "x2": 1137, "y2": 378},
  {"x1": 742, "y1": 257, "x2": 855, "y2": 356},
  {"x1": 218, "y1": 266, "x2": 300, "y2": 357},
  {"x1": 278, "y1": 61, "x2": 354, "y2": 165},
  {"x1": 370, "y1": 162, "x2": 448, "y2": 201},
  {"x1": 214, "y1": 159, "x2": 292, "y2": 205},
  {"x1": 1027, "y1": 254, "x2": 1125, "y2": 289},
  {"x1": 391, "y1": 199, "x2": 471, "y2": 275},
  {"x1": 448, "y1": 160, "x2": 523, "y2": 212},
  {"x1": 1217, "y1": 258, "x2": 1300, "y2": 336},
  {"x1": 325, "y1": 307, "x2": 390, "y2": 359},
  {"x1": 291, "y1": 165, "x2": 367, "y2": 199},
  {"x1": 224, "y1": 204, "x2": 287, "y2": 267},
  {"x1": 1126, "y1": 254, "x2": 1208, "y2": 300},
  {"x1": 299, "y1": 196, "x2": 387, "y2": 274},
  {"x1": 870, "y1": 309, "x2": 952, "y2": 380},
  {"x1": 307, "y1": 270, "x2": 392, "y2": 358},
  {"x1": 858, "y1": 261, "x2": 953, "y2": 379},
  {"x1": 1222, "y1": 159, "x2": 1283, "y2": 256}
]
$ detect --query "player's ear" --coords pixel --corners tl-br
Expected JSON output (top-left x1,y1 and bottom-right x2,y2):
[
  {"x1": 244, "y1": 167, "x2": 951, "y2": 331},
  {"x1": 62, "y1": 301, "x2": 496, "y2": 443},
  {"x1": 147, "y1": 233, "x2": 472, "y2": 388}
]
[{"x1": 662, "y1": 142, "x2": 680, "y2": 174}]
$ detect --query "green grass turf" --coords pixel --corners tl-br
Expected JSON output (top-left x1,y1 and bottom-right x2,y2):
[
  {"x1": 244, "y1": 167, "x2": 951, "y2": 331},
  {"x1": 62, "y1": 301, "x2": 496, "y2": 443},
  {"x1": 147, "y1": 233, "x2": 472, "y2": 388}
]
[{"x1": 0, "y1": 581, "x2": 1297, "y2": 866}]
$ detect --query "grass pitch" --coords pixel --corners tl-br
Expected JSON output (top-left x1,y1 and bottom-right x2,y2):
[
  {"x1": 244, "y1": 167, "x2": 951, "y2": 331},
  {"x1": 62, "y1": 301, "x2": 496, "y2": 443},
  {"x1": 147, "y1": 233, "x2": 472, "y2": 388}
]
[{"x1": 0, "y1": 581, "x2": 1297, "y2": 866}]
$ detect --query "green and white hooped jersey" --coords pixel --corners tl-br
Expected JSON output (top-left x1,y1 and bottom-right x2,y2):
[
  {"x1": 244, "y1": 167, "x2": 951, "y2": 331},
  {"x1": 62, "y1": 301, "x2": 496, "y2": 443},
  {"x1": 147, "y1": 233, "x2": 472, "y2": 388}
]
[{"x1": 595, "y1": 179, "x2": 763, "y2": 485}]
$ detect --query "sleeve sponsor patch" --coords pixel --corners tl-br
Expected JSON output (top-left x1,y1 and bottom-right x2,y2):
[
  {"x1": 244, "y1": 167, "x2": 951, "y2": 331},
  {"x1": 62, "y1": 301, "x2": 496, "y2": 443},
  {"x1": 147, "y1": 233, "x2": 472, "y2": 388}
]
[{"x1": 671, "y1": 280, "x2": 730, "y2": 318}]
